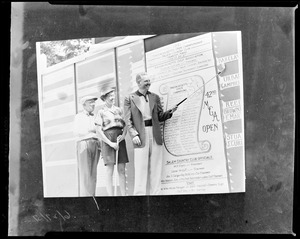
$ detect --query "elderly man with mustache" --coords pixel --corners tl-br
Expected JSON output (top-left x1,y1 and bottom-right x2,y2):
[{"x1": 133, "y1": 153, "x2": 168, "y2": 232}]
[{"x1": 124, "y1": 72, "x2": 178, "y2": 195}]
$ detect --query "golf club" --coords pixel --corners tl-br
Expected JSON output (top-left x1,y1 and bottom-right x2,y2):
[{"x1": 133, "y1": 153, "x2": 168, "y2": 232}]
[{"x1": 114, "y1": 138, "x2": 120, "y2": 196}]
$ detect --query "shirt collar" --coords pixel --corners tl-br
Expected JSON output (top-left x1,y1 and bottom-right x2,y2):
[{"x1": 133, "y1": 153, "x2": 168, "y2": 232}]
[
  {"x1": 135, "y1": 90, "x2": 151, "y2": 97},
  {"x1": 103, "y1": 104, "x2": 117, "y2": 114}
]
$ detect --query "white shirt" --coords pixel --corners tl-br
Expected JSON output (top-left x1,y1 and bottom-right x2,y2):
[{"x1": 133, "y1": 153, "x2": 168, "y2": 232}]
[
  {"x1": 73, "y1": 110, "x2": 98, "y2": 141},
  {"x1": 139, "y1": 94, "x2": 152, "y2": 121}
]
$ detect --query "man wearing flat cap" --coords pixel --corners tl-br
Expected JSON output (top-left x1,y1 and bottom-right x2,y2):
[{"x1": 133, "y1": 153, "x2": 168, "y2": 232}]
[
  {"x1": 124, "y1": 72, "x2": 178, "y2": 195},
  {"x1": 74, "y1": 95, "x2": 101, "y2": 197}
]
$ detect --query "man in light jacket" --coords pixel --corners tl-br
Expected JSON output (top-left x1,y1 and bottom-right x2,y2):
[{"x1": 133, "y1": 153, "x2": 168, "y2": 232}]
[{"x1": 124, "y1": 72, "x2": 178, "y2": 195}]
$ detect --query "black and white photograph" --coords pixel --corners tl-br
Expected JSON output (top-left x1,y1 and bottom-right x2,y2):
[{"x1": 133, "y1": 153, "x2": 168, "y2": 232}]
[{"x1": 36, "y1": 32, "x2": 245, "y2": 198}]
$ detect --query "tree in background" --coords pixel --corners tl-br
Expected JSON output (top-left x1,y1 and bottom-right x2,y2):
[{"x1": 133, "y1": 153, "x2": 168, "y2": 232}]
[{"x1": 40, "y1": 38, "x2": 92, "y2": 67}]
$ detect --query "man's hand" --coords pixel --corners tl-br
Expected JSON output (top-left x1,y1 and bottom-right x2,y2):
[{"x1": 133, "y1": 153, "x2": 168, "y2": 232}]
[
  {"x1": 170, "y1": 105, "x2": 178, "y2": 114},
  {"x1": 132, "y1": 135, "x2": 141, "y2": 146}
]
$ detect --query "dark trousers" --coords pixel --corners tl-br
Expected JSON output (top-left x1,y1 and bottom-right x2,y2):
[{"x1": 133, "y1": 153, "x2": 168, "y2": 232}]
[{"x1": 77, "y1": 139, "x2": 100, "y2": 196}]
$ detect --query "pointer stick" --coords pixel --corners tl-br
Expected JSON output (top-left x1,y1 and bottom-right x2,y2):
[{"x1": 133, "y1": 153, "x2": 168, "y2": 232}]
[
  {"x1": 176, "y1": 98, "x2": 187, "y2": 106},
  {"x1": 176, "y1": 64, "x2": 226, "y2": 107}
]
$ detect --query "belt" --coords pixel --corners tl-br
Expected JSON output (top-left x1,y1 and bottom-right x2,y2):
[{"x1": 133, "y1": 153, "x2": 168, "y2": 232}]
[{"x1": 144, "y1": 119, "x2": 152, "y2": 127}]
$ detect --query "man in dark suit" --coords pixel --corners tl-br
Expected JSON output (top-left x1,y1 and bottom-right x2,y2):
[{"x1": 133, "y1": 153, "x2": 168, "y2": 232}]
[{"x1": 124, "y1": 72, "x2": 178, "y2": 195}]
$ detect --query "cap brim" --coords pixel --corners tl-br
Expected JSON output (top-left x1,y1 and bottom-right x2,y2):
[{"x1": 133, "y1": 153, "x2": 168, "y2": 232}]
[
  {"x1": 80, "y1": 97, "x2": 98, "y2": 105},
  {"x1": 100, "y1": 88, "x2": 115, "y2": 97}
]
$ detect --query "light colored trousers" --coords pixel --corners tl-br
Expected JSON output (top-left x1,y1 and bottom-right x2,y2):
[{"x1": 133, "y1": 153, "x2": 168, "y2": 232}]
[
  {"x1": 77, "y1": 139, "x2": 100, "y2": 197},
  {"x1": 133, "y1": 126, "x2": 163, "y2": 195}
]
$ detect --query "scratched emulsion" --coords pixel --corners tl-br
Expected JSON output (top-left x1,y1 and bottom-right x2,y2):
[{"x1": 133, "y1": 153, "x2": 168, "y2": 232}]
[{"x1": 13, "y1": 4, "x2": 295, "y2": 235}]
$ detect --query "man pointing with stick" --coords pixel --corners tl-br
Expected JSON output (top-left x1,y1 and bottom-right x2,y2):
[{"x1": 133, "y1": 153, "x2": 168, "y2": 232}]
[{"x1": 124, "y1": 72, "x2": 178, "y2": 195}]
